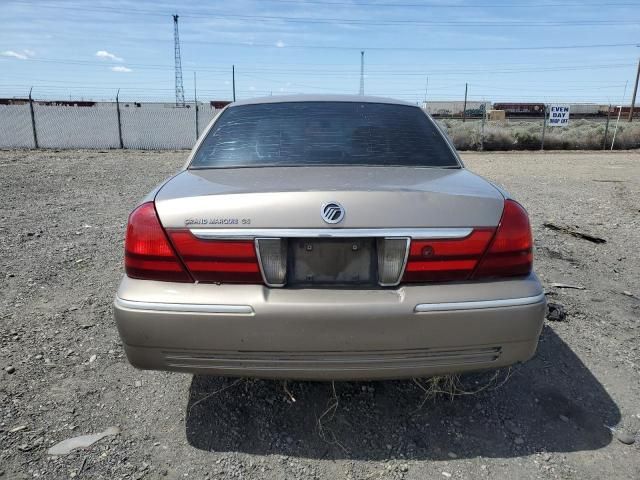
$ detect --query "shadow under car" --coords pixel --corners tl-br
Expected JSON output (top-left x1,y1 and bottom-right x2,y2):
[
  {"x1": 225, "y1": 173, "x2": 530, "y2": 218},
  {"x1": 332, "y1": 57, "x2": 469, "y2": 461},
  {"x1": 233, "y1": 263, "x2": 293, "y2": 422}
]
[{"x1": 185, "y1": 327, "x2": 619, "y2": 460}]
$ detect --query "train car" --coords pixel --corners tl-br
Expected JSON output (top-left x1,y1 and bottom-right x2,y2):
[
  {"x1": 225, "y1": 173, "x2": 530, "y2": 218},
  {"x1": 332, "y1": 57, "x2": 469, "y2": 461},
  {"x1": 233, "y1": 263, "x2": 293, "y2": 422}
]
[
  {"x1": 210, "y1": 100, "x2": 232, "y2": 109},
  {"x1": 422, "y1": 101, "x2": 487, "y2": 118},
  {"x1": 569, "y1": 104, "x2": 600, "y2": 116},
  {"x1": 492, "y1": 103, "x2": 545, "y2": 116},
  {"x1": 37, "y1": 100, "x2": 96, "y2": 107},
  {"x1": 0, "y1": 98, "x2": 29, "y2": 105}
]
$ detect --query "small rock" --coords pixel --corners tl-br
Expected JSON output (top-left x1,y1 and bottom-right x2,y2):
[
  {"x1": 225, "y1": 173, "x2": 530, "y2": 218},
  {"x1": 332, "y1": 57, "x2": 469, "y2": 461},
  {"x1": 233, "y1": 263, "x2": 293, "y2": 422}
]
[
  {"x1": 89, "y1": 355, "x2": 97, "y2": 363},
  {"x1": 559, "y1": 415, "x2": 569, "y2": 422},
  {"x1": 546, "y1": 303, "x2": 567, "y2": 322},
  {"x1": 9, "y1": 425, "x2": 27, "y2": 433},
  {"x1": 47, "y1": 426, "x2": 121, "y2": 455},
  {"x1": 447, "y1": 452, "x2": 457, "y2": 459},
  {"x1": 5, "y1": 366, "x2": 15, "y2": 374},
  {"x1": 611, "y1": 428, "x2": 636, "y2": 445},
  {"x1": 134, "y1": 381, "x2": 142, "y2": 388},
  {"x1": 514, "y1": 437, "x2": 524, "y2": 445},
  {"x1": 399, "y1": 464, "x2": 409, "y2": 472},
  {"x1": 442, "y1": 473, "x2": 452, "y2": 478}
]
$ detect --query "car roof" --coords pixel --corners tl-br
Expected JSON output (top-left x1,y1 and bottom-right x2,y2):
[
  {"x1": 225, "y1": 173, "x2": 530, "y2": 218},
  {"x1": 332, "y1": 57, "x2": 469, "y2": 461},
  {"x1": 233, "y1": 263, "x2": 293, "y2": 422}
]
[{"x1": 229, "y1": 94, "x2": 417, "y2": 108}]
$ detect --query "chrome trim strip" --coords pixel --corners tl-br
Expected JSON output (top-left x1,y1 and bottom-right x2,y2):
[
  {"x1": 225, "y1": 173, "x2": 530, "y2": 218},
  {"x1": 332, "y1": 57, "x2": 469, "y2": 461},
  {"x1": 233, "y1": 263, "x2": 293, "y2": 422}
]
[
  {"x1": 414, "y1": 293, "x2": 546, "y2": 313},
  {"x1": 115, "y1": 297, "x2": 254, "y2": 315},
  {"x1": 191, "y1": 227, "x2": 473, "y2": 240}
]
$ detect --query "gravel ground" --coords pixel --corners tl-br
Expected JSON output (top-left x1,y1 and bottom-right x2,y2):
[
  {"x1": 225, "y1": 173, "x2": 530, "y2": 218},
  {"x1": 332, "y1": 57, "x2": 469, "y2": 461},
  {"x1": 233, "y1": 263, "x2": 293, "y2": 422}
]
[{"x1": 1, "y1": 149, "x2": 639, "y2": 479}]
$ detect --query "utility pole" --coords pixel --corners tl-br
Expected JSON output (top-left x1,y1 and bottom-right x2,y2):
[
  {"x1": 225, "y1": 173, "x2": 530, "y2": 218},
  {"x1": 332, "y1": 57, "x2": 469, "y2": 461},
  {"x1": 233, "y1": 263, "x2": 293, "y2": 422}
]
[
  {"x1": 232, "y1": 65, "x2": 236, "y2": 101},
  {"x1": 173, "y1": 14, "x2": 185, "y2": 107},
  {"x1": 628, "y1": 57, "x2": 640, "y2": 122},
  {"x1": 462, "y1": 83, "x2": 468, "y2": 122},
  {"x1": 359, "y1": 51, "x2": 365, "y2": 96},
  {"x1": 423, "y1": 76, "x2": 429, "y2": 105}
]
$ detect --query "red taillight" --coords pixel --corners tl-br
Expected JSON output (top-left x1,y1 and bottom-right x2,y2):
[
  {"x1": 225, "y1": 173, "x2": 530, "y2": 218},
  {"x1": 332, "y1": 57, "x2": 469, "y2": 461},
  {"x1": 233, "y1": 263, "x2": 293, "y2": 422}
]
[
  {"x1": 125, "y1": 202, "x2": 192, "y2": 282},
  {"x1": 402, "y1": 199, "x2": 533, "y2": 283},
  {"x1": 472, "y1": 199, "x2": 533, "y2": 279},
  {"x1": 402, "y1": 229, "x2": 495, "y2": 283},
  {"x1": 167, "y1": 230, "x2": 262, "y2": 283}
]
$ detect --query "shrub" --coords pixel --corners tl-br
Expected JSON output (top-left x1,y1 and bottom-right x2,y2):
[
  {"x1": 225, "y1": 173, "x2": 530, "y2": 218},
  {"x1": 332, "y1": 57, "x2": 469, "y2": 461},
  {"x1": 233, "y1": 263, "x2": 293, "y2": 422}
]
[{"x1": 437, "y1": 118, "x2": 640, "y2": 151}]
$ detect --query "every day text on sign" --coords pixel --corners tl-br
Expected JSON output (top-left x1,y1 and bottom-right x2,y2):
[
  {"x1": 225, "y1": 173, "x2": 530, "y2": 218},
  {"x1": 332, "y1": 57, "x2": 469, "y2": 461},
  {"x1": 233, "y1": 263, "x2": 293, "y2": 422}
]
[{"x1": 548, "y1": 105, "x2": 570, "y2": 127}]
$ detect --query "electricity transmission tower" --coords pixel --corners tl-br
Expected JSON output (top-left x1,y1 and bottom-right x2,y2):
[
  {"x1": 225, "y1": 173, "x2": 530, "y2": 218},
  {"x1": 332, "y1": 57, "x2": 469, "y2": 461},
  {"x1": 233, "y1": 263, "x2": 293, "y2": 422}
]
[
  {"x1": 359, "y1": 51, "x2": 365, "y2": 95},
  {"x1": 173, "y1": 14, "x2": 185, "y2": 107}
]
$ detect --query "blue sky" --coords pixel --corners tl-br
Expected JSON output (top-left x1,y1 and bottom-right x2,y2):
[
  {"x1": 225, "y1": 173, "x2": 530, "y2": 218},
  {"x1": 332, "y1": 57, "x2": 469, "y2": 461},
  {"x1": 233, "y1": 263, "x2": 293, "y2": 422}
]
[{"x1": 1, "y1": 0, "x2": 639, "y2": 104}]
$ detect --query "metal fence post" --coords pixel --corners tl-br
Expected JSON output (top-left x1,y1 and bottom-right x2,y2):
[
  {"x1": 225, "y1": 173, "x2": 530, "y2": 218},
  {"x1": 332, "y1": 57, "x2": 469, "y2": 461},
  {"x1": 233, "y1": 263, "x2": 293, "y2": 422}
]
[
  {"x1": 479, "y1": 103, "x2": 486, "y2": 151},
  {"x1": 28, "y1": 87, "x2": 38, "y2": 148},
  {"x1": 116, "y1": 89, "x2": 124, "y2": 149},
  {"x1": 603, "y1": 104, "x2": 611, "y2": 150},
  {"x1": 194, "y1": 72, "x2": 199, "y2": 141},
  {"x1": 462, "y1": 83, "x2": 468, "y2": 123},
  {"x1": 195, "y1": 102, "x2": 199, "y2": 141},
  {"x1": 540, "y1": 104, "x2": 547, "y2": 151}
]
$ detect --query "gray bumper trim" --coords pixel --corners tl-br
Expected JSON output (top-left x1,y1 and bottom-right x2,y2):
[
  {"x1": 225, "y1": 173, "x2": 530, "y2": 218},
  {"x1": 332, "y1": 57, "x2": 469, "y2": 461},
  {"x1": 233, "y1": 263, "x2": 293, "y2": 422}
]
[
  {"x1": 115, "y1": 297, "x2": 254, "y2": 315},
  {"x1": 414, "y1": 293, "x2": 546, "y2": 313}
]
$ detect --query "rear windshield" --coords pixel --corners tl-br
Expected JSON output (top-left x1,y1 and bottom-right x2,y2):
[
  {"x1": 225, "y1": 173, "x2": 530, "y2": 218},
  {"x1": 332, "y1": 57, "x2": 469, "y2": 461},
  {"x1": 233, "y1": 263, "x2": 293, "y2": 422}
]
[{"x1": 189, "y1": 102, "x2": 458, "y2": 169}]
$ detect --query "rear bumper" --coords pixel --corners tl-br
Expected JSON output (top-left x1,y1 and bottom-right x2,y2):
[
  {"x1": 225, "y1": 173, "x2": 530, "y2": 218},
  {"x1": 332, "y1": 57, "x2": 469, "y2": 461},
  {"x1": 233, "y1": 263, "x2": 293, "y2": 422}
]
[{"x1": 113, "y1": 274, "x2": 546, "y2": 380}]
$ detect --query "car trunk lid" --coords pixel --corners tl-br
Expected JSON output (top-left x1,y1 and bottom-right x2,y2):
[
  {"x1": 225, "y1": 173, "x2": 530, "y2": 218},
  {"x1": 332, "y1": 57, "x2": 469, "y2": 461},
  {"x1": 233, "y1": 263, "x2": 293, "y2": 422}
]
[{"x1": 154, "y1": 166, "x2": 504, "y2": 229}]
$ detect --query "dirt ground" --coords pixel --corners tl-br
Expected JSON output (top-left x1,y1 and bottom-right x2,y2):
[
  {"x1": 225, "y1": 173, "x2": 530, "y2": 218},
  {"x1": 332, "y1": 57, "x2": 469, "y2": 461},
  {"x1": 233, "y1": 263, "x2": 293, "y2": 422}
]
[{"x1": 1, "y1": 149, "x2": 639, "y2": 479}]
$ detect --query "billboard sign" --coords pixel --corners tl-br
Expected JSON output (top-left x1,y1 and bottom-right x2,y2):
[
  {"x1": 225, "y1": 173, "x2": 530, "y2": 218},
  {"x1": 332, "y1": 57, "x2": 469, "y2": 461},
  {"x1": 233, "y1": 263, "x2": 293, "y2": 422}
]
[{"x1": 548, "y1": 105, "x2": 570, "y2": 127}]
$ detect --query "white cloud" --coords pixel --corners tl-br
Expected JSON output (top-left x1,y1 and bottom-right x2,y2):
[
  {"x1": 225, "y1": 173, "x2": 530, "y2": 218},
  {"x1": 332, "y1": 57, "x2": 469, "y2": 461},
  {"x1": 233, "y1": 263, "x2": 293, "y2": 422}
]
[
  {"x1": 96, "y1": 50, "x2": 123, "y2": 62},
  {"x1": 2, "y1": 50, "x2": 34, "y2": 60},
  {"x1": 111, "y1": 66, "x2": 132, "y2": 73},
  {"x1": 275, "y1": 40, "x2": 285, "y2": 48}
]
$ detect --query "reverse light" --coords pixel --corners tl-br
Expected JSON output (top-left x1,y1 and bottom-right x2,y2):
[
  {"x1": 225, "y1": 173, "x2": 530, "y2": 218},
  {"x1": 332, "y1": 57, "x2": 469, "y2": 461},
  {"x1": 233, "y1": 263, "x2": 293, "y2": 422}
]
[
  {"x1": 255, "y1": 238, "x2": 288, "y2": 286},
  {"x1": 124, "y1": 202, "x2": 191, "y2": 282},
  {"x1": 377, "y1": 238, "x2": 410, "y2": 286}
]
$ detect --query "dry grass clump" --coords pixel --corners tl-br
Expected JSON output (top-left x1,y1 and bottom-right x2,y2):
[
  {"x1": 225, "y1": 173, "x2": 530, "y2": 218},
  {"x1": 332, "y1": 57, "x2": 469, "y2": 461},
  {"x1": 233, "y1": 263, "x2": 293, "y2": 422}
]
[{"x1": 437, "y1": 118, "x2": 640, "y2": 151}]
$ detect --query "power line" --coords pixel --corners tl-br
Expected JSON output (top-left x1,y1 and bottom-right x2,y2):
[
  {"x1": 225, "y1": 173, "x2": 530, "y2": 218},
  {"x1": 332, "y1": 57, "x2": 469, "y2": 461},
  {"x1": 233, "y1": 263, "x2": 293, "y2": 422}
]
[
  {"x1": 9, "y1": 1, "x2": 640, "y2": 27},
  {"x1": 4, "y1": 56, "x2": 635, "y2": 78},
  {"x1": 255, "y1": 0, "x2": 640, "y2": 7}
]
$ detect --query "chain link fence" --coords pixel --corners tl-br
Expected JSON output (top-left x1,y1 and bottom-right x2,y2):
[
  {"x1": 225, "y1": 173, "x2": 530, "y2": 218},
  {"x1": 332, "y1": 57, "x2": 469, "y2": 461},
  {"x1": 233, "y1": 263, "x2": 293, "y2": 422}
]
[
  {"x1": 435, "y1": 103, "x2": 640, "y2": 151},
  {"x1": 436, "y1": 116, "x2": 639, "y2": 151},
  {"x1": 0, "y1": 101, "x2": 221, "y2": 150},
  {"x1": 0, "y1": 100, "x2": 638, "y2": 150}
]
